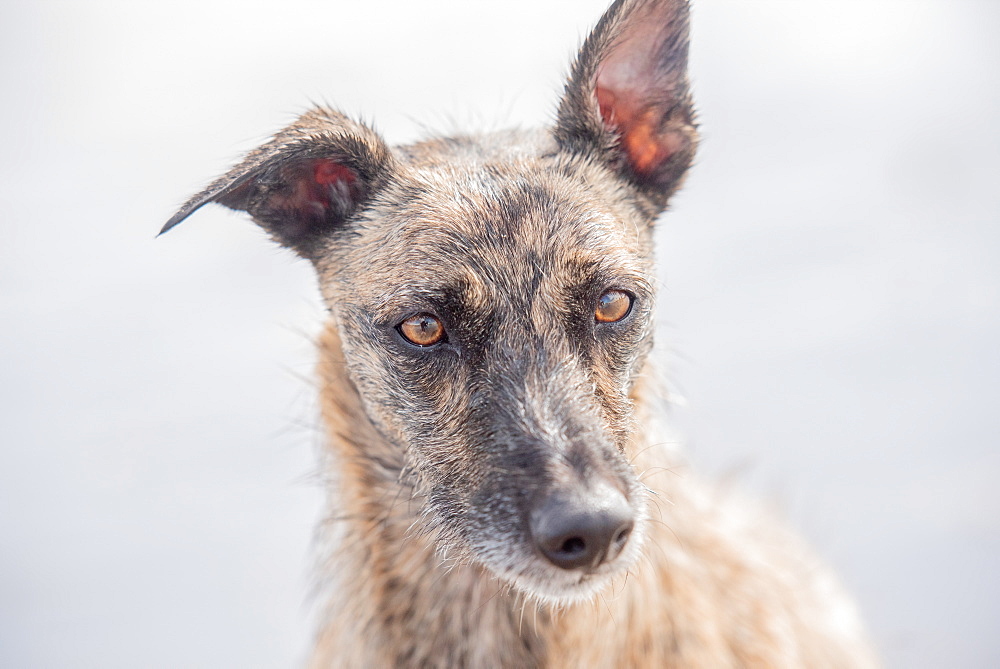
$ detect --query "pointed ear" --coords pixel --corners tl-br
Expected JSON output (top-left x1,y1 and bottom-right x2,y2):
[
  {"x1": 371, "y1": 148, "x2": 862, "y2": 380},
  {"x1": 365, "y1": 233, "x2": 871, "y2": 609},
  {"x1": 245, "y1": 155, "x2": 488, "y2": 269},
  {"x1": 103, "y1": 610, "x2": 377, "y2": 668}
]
[
  {"x1": 162, "y1": 108, "x2": 396, "y2": 258},
  {"x1": 555, "y1": 0, "x2": 698, "y2": 212}
]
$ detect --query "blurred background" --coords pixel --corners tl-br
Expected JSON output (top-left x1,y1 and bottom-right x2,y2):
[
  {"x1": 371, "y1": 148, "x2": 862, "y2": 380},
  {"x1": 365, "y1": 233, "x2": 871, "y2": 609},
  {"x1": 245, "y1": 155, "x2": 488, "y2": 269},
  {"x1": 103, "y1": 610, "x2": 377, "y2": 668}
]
[{"x1": 2, "y1": 0, "x2": 997, "y2": 666}]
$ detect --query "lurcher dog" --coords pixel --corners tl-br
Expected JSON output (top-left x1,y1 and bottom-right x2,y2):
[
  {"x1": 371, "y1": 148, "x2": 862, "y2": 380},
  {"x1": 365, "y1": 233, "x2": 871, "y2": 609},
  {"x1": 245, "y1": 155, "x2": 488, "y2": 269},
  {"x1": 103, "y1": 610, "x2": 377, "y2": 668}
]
[{"x1": 164, "y1": 0, "x2": 878, "y2": 666}]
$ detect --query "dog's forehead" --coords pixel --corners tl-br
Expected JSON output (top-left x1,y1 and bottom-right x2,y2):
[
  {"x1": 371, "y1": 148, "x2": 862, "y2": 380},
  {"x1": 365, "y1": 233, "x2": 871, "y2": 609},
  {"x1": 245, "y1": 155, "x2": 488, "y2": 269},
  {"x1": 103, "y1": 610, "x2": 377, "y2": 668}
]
[
  {"x1": 381, "y1": 128, "x2": 648, "y2": 258},
  {"x1": 396, "y1": 163, "x2": 620, "y2": 253},
  {"x1": 332, "y1": 157, "x2": 651, "y2": 315}
]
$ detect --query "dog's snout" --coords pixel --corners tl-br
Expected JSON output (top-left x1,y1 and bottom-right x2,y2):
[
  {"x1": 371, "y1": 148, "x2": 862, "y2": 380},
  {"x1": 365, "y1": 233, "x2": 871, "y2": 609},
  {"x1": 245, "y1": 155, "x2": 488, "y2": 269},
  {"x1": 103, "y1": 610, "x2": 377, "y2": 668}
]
[{"x1": 530, "y1": 485, "x2": 634, "y2": 571}]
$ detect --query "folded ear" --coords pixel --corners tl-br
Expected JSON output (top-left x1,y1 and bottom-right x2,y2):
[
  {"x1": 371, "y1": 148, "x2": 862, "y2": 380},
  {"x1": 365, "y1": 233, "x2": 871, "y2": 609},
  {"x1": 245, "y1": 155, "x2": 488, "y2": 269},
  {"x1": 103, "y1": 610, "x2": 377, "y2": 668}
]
[
  {"x1": 161, "y1": 108, "x2": 396, "y2": 258},
  {"x1": 555, "y1": 0, "x2": 697, "y2": 212}
]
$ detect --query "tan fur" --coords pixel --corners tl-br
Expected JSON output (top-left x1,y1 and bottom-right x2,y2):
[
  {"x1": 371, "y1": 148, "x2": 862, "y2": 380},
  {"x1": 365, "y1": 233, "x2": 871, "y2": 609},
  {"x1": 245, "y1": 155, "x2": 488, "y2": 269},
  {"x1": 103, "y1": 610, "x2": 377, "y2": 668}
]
[{"x1": 166, "y1": 1, "x2": 878, "y2": 666}]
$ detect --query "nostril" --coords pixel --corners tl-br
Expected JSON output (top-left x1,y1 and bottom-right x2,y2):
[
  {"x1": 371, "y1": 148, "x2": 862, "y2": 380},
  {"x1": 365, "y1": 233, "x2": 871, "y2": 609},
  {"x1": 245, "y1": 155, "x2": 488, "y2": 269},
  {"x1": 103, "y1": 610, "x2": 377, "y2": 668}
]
[
  {"x1": 537, "y1": 527, "x2": 595, "y2": 570},
  {"x1": 608, "y1": 521, "x2": 634, "y2": 562},
  {"x1": 560, "y1": 536, "x2": 587, "y2": 557}
]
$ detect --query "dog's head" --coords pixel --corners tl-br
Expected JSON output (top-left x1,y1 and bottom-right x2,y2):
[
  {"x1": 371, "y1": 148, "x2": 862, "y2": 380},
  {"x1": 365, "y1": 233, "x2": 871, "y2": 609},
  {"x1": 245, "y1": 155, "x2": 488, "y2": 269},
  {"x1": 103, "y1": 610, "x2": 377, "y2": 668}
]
[{"x1": 165, "y1": 0, "x2": 696, "y2": 604}]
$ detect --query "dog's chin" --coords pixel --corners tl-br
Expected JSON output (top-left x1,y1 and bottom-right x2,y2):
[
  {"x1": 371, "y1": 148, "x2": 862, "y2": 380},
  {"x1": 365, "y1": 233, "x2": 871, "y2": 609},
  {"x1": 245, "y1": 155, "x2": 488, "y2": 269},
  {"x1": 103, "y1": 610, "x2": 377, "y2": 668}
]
[{"x1": 510, "y1": 566, "x2": 621, "y2": 605}]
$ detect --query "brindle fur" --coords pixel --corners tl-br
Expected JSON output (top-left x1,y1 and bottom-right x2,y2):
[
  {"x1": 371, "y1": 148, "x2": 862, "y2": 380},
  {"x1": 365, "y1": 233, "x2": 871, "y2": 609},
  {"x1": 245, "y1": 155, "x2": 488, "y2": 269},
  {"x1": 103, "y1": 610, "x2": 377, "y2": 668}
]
[{"x1": 166, "y1": 1, "x2": 877, "y2": 666}]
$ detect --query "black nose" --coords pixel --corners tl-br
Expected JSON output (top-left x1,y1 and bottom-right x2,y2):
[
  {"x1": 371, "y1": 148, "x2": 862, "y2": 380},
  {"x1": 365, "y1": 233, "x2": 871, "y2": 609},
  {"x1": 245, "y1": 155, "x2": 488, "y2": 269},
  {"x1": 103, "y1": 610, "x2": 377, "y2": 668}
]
[{"x1": 530, "y1": 484, "x2": 634, "y2": 571}]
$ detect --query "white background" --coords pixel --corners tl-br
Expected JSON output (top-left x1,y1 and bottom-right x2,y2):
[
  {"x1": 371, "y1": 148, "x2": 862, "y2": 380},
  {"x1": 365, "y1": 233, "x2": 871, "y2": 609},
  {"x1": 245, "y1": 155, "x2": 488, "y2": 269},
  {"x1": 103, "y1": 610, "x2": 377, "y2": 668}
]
[{"x1": 2, "y1": 1, "x2": 997, "y2": 666}]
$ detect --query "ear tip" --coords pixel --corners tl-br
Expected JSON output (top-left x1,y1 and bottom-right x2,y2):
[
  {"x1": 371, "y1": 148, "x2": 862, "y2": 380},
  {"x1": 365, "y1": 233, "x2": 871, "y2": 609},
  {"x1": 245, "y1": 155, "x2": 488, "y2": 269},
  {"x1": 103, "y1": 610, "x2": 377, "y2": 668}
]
[
  {"x1": 159, "y1": 200, "x2": 207, "y2": 236},
  {"x1": 158, "y1": 217, "x2": 180, "y2": 236}
]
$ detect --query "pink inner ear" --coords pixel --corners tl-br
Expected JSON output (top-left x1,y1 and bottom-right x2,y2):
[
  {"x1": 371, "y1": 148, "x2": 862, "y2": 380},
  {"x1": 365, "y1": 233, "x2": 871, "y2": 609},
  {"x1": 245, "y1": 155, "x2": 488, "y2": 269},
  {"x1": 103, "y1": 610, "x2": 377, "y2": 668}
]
[
  {"x1": 275, "y1": 159, "x2": 358, "y2": 220},
  {"x1": 313, "y1": 159, "x2": 357, "y2": 189},
  {"x1": 592, "y1": 0, "x2": 690, "y2": 180},
  {"x1": 597, "y1": 86, "x2": 679, "y2": 177}
]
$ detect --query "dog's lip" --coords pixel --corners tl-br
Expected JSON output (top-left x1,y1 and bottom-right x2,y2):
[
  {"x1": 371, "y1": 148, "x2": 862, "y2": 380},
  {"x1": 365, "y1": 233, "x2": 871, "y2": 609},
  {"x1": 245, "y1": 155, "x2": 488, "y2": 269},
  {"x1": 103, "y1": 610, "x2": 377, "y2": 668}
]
[{"x1": 530, "y1": 547, "x2": 629, "y2": 585}]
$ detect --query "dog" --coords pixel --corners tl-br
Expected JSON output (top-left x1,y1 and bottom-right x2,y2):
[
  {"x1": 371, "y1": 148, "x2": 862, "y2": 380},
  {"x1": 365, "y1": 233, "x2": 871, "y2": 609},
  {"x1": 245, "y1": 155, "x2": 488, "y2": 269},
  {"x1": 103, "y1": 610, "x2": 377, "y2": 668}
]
[{"x1": 164, "y1": 0, "x2": 878, "y2": 665}]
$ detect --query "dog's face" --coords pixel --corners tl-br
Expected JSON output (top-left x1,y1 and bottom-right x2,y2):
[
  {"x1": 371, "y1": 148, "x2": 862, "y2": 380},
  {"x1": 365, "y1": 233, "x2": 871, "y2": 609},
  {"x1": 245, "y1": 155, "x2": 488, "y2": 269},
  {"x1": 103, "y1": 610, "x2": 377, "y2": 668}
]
[
  {"x1": 319, "y1": 146, "x2": 659, "y2": 600},
  {"x1": 164, "y1": 0, "x2": 697, "y2": 603}
]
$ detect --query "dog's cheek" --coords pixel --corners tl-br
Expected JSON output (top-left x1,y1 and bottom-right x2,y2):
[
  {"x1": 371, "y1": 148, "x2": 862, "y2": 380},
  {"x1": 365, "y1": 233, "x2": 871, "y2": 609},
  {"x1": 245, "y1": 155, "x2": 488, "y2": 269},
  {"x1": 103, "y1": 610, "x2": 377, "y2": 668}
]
[
  {"x1": 342, "y1": 349, "x2": 411, "y2": 442},
  {"x1": 603, "y1": 304, "x2": 654, "y2": 373},
  {"x1": 464, "y1": 479, "x2": 534, "y2": 566},
  {"x1": 384, "y1": 353, "x2": 486, "y2": 481},
  {"x1": 591, "y1": 332, "x2": 651, "y2": 441},
  {"x1": 331, "y1": 317, "x2": 450, "y2": 451}
]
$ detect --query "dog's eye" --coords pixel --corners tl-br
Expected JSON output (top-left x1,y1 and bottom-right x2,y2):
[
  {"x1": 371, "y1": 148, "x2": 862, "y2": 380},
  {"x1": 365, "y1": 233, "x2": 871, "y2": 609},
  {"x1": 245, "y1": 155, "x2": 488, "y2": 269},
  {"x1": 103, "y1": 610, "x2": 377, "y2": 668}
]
[
  {"x1": 398, "y1": 313, "x2": 446, "y2": 346},
  {"x1": 595, "y1": 290, "x2": 633, "y2": 323}
]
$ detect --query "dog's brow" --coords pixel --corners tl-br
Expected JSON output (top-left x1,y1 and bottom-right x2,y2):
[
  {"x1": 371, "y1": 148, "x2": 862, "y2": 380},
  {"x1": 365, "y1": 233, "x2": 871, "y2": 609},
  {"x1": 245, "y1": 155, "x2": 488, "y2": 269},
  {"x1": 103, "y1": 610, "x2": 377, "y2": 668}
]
[
  {"x1": 367, "y1": 276, "x2": 488, "y2": 324},
  {"x1": 368, "y1": 288, "x2": 441, "y2": 323},
  {"x1": 559, "y1": 248, "x2": 651, "y2": 287}
]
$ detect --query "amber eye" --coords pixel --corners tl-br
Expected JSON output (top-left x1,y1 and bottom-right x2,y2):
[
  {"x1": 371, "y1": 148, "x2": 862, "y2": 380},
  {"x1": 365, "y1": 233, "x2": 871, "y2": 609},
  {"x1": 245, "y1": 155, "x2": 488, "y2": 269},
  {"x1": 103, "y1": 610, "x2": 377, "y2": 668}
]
[
  {"x1": 595, "y1": 290, "x2": 633, "y2": 323},
  {"x1": 398, "y1": 313, "x2": 446, "y2": 346}
]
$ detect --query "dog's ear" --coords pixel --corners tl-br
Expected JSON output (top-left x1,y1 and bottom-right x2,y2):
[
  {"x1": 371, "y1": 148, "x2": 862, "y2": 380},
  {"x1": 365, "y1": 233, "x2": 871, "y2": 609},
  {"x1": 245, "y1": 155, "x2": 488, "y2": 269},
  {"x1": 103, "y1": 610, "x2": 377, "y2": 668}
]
[
  {"x1": 161, "y1": 108, "x2": 395, "y2": 258},
  {"x1": 555, "y1": 0, "x2": 697, "y2": 212}
]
